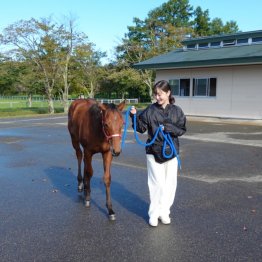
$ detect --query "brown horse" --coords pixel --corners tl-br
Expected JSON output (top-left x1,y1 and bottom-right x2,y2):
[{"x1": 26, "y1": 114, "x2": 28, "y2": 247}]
[{"x1": 68, "y1": 98, "x2": 126, "y2": 220}]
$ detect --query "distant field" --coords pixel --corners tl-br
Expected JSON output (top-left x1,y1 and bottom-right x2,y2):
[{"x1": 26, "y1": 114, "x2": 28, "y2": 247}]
[
  {"x1": 0, "y1": 98, "x2": 147, "y2": 117},
  {"x1": 0, "y1": 100, "x2": 64, "y2": 117}
]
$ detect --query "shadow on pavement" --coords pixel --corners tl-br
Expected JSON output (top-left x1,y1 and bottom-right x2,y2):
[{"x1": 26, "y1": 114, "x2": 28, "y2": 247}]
[{"x1": 45, "y1": 166, "x2": 148, "y2": 221}]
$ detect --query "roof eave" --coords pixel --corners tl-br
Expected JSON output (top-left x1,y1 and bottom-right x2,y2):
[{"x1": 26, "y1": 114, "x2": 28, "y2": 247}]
[
  {"x1": 182, "y1": 30, "x2": 262, "y2": 45},
  {"x1": 133, "y1": 57, "x2": 262, "y2": 70}
]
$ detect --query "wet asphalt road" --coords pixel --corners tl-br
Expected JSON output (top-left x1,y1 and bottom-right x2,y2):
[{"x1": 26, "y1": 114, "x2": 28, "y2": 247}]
[{"x1": 0, "y1": 114, "x2": 261, "y2": 262}]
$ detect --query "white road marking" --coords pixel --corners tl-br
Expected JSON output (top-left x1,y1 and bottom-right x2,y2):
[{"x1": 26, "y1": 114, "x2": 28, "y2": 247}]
[
  {"x1": 57, "y1": 122, "x2": 262, "y2": 147},
  {"x1": 0, "y1": 116, "x2": 67, "y2": 124},
  {"x1": 183, "y1": 132, "x2": 262, "y2": 147},
  {"x1": 180, "y1": 174, "x2": 262, "y2": 183},
  {"x1": 93, "y1": 158, "x2": 262, "y2": 184}
]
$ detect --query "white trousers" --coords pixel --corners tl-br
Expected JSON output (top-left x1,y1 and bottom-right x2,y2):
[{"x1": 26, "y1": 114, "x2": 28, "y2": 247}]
[{"x1": 146, "y1": 154, "x2": 178, "y2": 219}]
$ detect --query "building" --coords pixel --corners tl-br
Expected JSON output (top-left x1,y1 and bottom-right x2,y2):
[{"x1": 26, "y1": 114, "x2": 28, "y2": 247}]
[{"x1": 134, "y1": 30, "x2": 262, "y2": 119}]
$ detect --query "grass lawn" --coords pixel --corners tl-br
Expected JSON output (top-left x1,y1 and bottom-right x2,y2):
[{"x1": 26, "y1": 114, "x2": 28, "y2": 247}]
[
  {"x1": 0, "y1": 99, "x2": 149, "y2": 118},
  {"x1": 0, "y1": 107, "x2": 65, "y2": 117},
  {"x1": 0, "y1": 100, "x2": 64, "y2": 117}
]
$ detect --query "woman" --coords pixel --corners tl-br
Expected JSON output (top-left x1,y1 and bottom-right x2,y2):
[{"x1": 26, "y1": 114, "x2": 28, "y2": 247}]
[{"x1": 130, "y1": 80, "x2": 186, "y2": 227}]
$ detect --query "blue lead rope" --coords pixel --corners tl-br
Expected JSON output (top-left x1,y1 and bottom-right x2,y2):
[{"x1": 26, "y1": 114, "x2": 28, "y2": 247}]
[{"x1": 122, "y1": 106, "x2": 181, "y2": 169}]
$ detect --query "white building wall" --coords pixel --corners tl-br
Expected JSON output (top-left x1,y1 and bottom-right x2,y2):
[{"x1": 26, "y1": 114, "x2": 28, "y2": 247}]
[{"x1": 156, "y1": 65, "x2": 262, "y2": 119}]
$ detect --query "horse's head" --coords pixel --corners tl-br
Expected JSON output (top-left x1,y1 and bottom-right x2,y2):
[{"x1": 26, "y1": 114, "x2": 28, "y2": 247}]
[{"x1": 99, "y1": 100, "x2": 126, "y2": 157}]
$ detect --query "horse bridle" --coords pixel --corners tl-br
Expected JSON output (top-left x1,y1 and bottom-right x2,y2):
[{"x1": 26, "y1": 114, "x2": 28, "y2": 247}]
[{"x1": 101, "y1": 110, "x2": 122, "y2": 142}]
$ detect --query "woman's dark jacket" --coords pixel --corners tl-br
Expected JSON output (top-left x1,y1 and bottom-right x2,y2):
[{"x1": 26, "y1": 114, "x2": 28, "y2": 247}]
[{"x1": 130, "y1": 102, "x2": 186, "y2": 162}]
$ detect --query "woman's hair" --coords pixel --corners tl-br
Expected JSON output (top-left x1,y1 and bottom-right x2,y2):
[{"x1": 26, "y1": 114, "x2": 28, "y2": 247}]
[{"x1": 153, "y1": 80, "x2": 175, "y2": 104}]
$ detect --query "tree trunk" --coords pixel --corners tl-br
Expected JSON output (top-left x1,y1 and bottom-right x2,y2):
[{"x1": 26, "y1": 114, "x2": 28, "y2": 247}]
[
  {"x1": 62, "y1": 92, "x2": 69, "y2": 113},
  {"x1": 27, "y1": 94, "x2": 32, "y2": 108},
  {"x1": 143, "y1": 70, "x2": 154, "y2": 102},
  {"x1": 89, "y1": 81, "x2": 94, "y2": 98},
  {"x1": 62, "y1": 63, "x2": 69, "y2": 113},
  {"x1": 46, "y1": 88, "x2": 54, "y2": 114},
  {"x1": 47, "y1": 99, "x2": 54, "y2": 114}
]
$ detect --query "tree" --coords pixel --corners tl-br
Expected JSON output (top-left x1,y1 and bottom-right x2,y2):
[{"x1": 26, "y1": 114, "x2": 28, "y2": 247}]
[
  {"x1": 118, "y1": 0, "x2": 194, "y2": 63},
  {"x1": 0, "y1": 56, "x2": 40, "y2": 97},
  {"x1": 193, "y1": 7, "x2": 210, "y2": 36},
  {"x1": 223, "y1": 21, "x2": 239, "y2": 34},
  {"x1": 0, "y1": 59, "x2": 17, "y2": 95},
  {"x1": 209, "y1": 18, "x2": 239, "y2": 35},
  {"x1": 115, "y1": 0, "x2": 194, "y2": 100},
  {"x1": 57, "y1": 16, "x2": 90, "y2": 112},
  {"x1": 103, "y1": 68, "x2": 145, "y2": 99},
  {"x1": 58, "y1": 17, "x2": 75, "y2": 112},
  {"x1": 0, "y1": 17, "x2": 65, "y2": 113},
  {"x1": 115, "y1": 0, "x2": 239, "y2": 102},
  {"x1": 73, "y1": 43, "x2": 106, "y2": 98},
  {"x1": 147, "y1": 0, "x2": 193, "y2": 27}
]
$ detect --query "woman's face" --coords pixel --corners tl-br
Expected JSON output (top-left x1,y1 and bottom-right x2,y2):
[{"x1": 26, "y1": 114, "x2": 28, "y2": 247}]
[{"x1": 154, "y1": 88, "x2": 170, "y2": 108}]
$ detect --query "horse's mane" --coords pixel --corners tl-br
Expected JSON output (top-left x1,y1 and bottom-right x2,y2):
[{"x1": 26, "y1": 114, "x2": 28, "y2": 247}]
[
  {"x1": 89, "y1": 103, "x2": 119, "y2": 122},
  {"x1": 103, "y1": 103, "x2": 118, "y2": 110}
]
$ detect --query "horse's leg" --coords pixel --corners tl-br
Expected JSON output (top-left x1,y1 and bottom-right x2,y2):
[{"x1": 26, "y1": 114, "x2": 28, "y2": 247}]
[
  {"x1": 102, "y1": 151, "x2": 115, "y2": 220},
  {"x1": 71, "y1": 137, "x2": 83, "y2": 192},
  {"x1": 83, "y1": 150, "x2": 93, "y2": 207}
]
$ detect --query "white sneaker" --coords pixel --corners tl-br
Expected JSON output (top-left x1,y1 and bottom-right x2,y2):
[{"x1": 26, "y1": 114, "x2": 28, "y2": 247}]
[
  {"x1": 159, "y1": 216, "x2": 171, "y2": 224},
  {"x1": 149, "y1": 217, "x2": 158, "y2": 227}
]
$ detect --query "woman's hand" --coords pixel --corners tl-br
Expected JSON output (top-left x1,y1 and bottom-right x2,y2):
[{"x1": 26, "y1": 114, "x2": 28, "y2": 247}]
[
  {"x1": 163, "y1": 118, "x2": 174, "y2": 133},
  {"x1": 130, "y1": 106, "x2": 137, "y2": 115}
]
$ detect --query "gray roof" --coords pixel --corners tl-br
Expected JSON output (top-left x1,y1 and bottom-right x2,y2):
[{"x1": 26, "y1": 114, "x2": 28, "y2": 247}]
[
  {"x1": 182, "y1": 30, "x2": 262, "y2": 45},
  {"x1": 133, "y1": 43, "x2": 262, "y2": 70}
]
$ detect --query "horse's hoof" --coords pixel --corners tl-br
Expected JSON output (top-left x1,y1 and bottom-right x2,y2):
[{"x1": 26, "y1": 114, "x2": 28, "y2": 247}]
[
  {"x1": 109, "y1": 214, "x2": 116, "y2": 221},
  {"x1": 84, "y1": 200, "x2": 90, "y2": 207},
  {"x1": 78, "y1": 182, "x2": 84, "y2": 192}
]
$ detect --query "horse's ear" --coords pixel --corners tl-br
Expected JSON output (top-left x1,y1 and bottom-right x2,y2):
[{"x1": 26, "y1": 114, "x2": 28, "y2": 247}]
[
  {"x1": 117, "y1": 100, "x2": 126, "y2": 111},
  {"x1": 98, "y1": 103, "x2": 107, "y2": 112}
]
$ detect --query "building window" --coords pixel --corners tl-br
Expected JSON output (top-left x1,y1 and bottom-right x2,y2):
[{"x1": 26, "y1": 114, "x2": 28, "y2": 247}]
[
  {"x1": 210, "y1": 41, "x2": 221, "y2": 47},
  {"x1": 169, "y1": 79, "x2": 190, "y2": 96},
  {"x1": 193, "y1": 78, "x2": 217, "y2": 97},
  {"x1": 187, "y1": 44, "x2": 196, "y2": 49},
  {"x1": 237, "y1": 38, "x2": 248, "y2": 45},
  {"x1": 223, "y1": 39, "x2": 236, "y2": 46},
  {"x1": 252, "y1": 37, "x2": 262, "y2": 43},
  {"x1": 198, "y1": 42, "x2": 209, "y2": 48}
]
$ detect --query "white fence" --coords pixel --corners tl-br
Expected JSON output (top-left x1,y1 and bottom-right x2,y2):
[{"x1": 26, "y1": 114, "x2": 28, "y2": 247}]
[
  {"x1": 0, "y1": 96, "x2": 138, "y2": 103},
  {"x1": 0, "y1": 96, "x2": 45, "y2": 100},
  {"x1": 95, "y1": 98, "x2": 138, "y2": 104}
]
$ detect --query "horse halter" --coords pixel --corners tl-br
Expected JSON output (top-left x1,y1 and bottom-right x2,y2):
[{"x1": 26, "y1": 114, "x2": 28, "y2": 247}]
[{"x1": 101, "y1": 110, "x2": 122, "y2": 142}]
